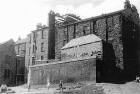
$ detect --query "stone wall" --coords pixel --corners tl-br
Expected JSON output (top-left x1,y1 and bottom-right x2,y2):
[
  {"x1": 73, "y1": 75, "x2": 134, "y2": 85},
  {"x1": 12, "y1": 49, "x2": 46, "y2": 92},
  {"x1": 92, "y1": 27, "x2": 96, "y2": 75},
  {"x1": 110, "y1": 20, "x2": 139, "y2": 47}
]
[
  {"x1": 55, "y1": 13, "x2": 122, "y2": 68},
  {"x1": 29, "y1": 58, "x2": 96, "y2": 85}
]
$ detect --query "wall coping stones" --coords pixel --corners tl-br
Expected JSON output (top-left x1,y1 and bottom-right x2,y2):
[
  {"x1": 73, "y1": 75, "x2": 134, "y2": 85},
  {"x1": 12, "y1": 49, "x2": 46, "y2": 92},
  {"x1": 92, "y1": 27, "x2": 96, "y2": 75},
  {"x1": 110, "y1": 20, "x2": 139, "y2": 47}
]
[{"x1": 29, "y1": 57, "x2": 96, "y2": 68}]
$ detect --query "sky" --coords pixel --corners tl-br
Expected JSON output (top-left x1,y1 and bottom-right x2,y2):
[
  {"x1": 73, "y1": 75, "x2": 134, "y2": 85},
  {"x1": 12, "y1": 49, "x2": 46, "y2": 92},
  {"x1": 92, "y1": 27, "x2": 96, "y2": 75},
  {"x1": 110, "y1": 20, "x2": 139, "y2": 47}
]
[{"x1": 0, "y1": 0, "x2": 139, "y2": 43}]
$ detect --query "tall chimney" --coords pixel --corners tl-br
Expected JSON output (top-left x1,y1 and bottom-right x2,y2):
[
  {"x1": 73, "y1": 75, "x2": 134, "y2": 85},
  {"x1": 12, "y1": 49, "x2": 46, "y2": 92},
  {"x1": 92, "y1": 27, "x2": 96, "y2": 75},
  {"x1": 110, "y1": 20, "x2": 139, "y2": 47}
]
[
  {"x1": 124, "y1": 0, "x2": 131, "y2": 9},
  {"x1": 48, "y1": 11, "x2": 55, "y2": 59}
]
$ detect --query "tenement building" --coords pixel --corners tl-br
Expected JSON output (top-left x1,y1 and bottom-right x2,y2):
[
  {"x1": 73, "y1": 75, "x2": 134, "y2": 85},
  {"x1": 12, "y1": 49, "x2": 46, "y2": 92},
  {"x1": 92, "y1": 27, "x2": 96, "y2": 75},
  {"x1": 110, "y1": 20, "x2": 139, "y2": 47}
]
[
  {"x1": 28, "y1": 0, "x2": 140, "y2": 86},
  {"x1": 25, "y1": 24, "x2": 50, "y2": 80},
  {"x1": 0, "y1": 39, "x2": 16, "y2": 85},
  {"x1": 15, "y1": 38, "x2": 27, "y2": 84}
]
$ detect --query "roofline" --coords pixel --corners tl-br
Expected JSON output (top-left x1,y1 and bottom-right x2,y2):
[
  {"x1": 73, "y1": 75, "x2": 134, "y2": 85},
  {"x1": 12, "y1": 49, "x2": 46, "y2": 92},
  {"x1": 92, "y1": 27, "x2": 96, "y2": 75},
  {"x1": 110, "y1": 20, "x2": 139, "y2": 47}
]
[
  {"x1": 15, "y1": 42, "x2": 26, "y2": 45},
  {"x1": 29, "y1": 57, "x2": 96, "y2": 68},
  {"x1": 61, "y1": 40, "x2": 102, "y2": 50},
  {"x1": 57, "y1": 9, "x2": 124, "y2": 27},
  {"x1": 31, "y1": 26, "x2": 49, "y2": 33}
]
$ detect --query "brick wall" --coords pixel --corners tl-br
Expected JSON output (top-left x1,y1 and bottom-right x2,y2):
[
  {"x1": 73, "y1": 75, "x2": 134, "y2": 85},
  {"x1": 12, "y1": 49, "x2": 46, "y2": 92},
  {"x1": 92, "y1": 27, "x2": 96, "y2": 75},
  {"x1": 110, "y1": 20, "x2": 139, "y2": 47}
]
[{"x1": 29, "y1": 58, "x2": 96, "y2": 85}]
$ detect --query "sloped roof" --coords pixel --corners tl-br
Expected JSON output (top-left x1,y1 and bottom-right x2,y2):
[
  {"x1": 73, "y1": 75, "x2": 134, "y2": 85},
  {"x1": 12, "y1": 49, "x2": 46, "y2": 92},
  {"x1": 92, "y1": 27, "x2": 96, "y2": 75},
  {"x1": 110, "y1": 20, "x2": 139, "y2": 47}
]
[{"x1": 61, "y1": 34, "x2": 101, "y2": 50}]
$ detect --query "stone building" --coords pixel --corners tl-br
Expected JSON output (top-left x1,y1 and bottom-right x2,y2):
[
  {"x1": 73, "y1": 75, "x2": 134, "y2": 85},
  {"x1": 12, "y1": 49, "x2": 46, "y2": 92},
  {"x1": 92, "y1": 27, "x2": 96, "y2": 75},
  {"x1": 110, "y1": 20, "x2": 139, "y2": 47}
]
[
  {"x1": 27, "y1": 0, "x2": 140, "y2": 85},
  {"x1": 61, "y1": 34, "x2": 102, "y2": 61},
  {"x1": 24, "y1": 25, "x2": 49, "y2": 82},
  {"x1": 29, "y1": 35, "x2": 98, "y2": 85},
  {"x1": 53, "y1": 0, "x2": 140, "y2": 81},
  {"x1": 0, "y1": 39, "x2": 16, "y2": 85},
  {"x1": 15, "y1": 38, "x2": 27, "y2": 84},
  {"x1": 25, "y1": 25, "x2": 49, "y2": 66}
]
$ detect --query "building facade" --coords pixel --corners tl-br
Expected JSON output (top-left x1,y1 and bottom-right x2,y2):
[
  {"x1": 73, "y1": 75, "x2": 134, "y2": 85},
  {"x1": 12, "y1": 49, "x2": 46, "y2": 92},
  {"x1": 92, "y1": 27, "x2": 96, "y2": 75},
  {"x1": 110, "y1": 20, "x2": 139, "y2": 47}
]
[
  {"x1": 27, "y1": 0, "x2": 140, "y2": 85},
  {"x1": 15, "y1": 38, "x2": 27, "y2": 84},
  {"x1": 25, "y1": 25, "x2": 49, "y2": 66},
  {"x1": 53, "y1": 0, "x2": 139, "y2": 81},
  {"x1": 0, "y1": 39, "x2": 16, "y2": 86}
]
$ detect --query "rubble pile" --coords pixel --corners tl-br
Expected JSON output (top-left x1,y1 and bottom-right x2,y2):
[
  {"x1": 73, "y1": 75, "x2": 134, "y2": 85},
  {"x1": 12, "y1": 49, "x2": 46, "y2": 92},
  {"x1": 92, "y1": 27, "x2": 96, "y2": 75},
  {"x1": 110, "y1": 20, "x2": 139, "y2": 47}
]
[{"x1": 54, "y1": 83, "x2": 105, "y2": 94}]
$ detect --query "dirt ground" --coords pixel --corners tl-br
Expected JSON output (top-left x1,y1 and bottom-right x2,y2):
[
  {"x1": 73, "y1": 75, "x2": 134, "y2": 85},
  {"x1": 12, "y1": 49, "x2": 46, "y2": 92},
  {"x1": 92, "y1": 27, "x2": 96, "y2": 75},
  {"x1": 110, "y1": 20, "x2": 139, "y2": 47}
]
[{"x1": 7, "y1": 81, "x2": 140, "y2": 94}]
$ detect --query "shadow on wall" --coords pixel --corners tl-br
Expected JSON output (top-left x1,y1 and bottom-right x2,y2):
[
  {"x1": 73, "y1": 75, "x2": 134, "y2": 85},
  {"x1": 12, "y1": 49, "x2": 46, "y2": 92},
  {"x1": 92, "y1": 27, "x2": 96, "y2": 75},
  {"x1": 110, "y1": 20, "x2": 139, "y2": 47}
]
[
  {"x1": 97, "y1": 40, "x2": 139, "y2": 84},
  {"x1": 122, "y1": 18, "x2": 139, "y2": 82},
  {"x1": 97, "y1": 42, "x2": 124, "y2": 84}
]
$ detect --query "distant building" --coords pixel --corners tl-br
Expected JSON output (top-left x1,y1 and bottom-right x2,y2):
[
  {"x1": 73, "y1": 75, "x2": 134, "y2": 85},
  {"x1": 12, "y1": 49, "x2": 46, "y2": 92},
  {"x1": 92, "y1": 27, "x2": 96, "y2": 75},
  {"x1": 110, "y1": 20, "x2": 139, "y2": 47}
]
[
  {"x1": 0, "y1": 39, "x2": 16, "y2": 85},
  {"x1": 15, "y1": 38, "x2": 27, "y2": 85},
  {"x1": 26, "y1": 25, "x2": 49, "y2": 65}
]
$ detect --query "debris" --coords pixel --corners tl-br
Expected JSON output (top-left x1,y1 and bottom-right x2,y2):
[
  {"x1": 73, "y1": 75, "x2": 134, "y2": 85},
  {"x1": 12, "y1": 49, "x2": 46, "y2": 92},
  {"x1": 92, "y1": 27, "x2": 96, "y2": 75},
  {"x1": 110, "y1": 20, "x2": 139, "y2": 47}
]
[{"x1": 0, "y1": 84, "x2": 7, "y2": 93}]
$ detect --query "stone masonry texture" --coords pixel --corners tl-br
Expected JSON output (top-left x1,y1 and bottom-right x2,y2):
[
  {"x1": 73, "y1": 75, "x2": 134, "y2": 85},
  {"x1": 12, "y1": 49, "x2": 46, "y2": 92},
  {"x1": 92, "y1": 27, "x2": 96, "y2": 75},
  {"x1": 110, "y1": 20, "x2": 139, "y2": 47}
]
[
  {"x1": 55, "y1": 6, "x2": 140, "y2": 81},
  {"x1": 30, "y1": 58, "x2": 96, "y2": 85},
  {"x1": 27, "y1": 2, "x2": 140, "y2": 84}
]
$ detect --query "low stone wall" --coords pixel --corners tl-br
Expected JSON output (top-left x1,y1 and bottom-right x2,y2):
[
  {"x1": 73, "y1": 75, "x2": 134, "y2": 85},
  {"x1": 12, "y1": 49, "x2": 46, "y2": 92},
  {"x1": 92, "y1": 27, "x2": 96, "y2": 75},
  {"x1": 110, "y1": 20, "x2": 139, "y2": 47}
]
[{"x1": 29, "y1": 58, "x2": 96, "y2": 85}]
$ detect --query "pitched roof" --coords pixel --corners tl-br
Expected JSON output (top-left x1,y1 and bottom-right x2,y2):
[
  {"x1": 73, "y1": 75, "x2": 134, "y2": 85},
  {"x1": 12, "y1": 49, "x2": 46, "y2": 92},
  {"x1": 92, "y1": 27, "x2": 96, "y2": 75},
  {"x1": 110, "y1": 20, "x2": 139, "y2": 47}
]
[{"x1": 61, "y1": 34, "x2": 101, "y2": 50}]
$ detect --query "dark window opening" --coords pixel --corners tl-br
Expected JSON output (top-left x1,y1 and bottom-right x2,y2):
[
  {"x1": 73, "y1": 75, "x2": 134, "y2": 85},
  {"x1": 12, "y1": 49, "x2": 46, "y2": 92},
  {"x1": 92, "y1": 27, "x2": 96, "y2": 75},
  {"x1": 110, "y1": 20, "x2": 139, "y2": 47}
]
[
  {"x1": 41, "y1": 30, "x2": 44, "y2": 39},
  {"x1": 33, "y1": 45, "x2": 36, "y2": 53},
  {"x1": 29, "y1": 35, "x2": 31, "y2": 43},
  {"x1": 63, "y1": 40, "x2": 67, "y2": 46},
  {"x1": 33, "y1": 32, "x2": 36, "y2": 42},
  {"x1": 83, "y1": 26, "x2": 90, "y2": 35},
  {"x1": 4, "y1": 69, "x2": 10, "y2": 79},
  {"x1": 73, "y1": 24, "x2": 76, "y2": 38},
  {"x1": 41, "y1": 55, "x2": 44, "y2": 60},
  {"x1": 83, "y1": 26, "x2": 87, "y2": 35},
  {"x1": 41, "y1": 42, "x2": 44, "y2": 52},
  {"x1": 32, "y1": 57, "x2": 35, "y2": 65}
]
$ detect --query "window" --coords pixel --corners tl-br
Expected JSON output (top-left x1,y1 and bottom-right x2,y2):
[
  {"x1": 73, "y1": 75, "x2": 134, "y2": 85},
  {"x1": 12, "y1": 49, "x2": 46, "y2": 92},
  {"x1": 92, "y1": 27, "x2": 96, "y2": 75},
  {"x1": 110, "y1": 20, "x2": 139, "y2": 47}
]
[
  {"x1": 29, "y1": 35, "x2": 31, "y2": 43},
  {"x1": 32, "y1": 57, "x2": 35, "y2": 65},
  {"x1": 63, "y1": 40, "x2": 67, "y2": 46},
  {"x1": 18, "y1": 45, "x2": 20, "y2": 55},
  {"x1": 33, "y1": 32, "x2": 36, "y2": 41},
  {"x1": 33, "y1": 45, "x2": 36, "y2": 53},
  {"x1": 4, "y1": 69, "x2": 10, "y2": 79},
  {"x1": 41, "y1": 43, "x2": 44, "y2": 52},
  {"x1": 41, "y1": 55, "x2": 44, "y2": 60},
  {"x1": 92, "y1": 21, "x2": 97, "y2": 33},
  {"x1": 83, "y1": 26, "x2": 90, "y2": 35},
  {"x1": 41, "y1": 30, "x2": 44, "y2": 39},
  {"x1": 29, "y1": 47, "x2": 31, "y2": 55},
  {"x1": 73, "y1": 25, "x2": 76, "y2": 38},
  {"x1": 83, "y1": 26, "x2": 86, "y2": 35}
]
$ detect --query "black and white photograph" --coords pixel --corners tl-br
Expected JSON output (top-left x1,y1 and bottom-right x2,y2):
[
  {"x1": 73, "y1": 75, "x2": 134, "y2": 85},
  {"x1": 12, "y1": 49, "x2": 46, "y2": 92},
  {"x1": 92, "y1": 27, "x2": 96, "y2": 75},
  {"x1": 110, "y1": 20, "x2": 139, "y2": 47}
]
[{"x1": 0, "y1": 0, "x2": 140, "y2": 94}]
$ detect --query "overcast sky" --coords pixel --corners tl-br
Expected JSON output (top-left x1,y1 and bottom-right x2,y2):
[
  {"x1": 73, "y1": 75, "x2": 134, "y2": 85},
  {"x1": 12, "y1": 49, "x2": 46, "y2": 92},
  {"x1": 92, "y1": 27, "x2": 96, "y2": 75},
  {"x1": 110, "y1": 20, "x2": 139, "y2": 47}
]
[{"x1": 0, "y1": 0, "x2": 139, "y2": 43}]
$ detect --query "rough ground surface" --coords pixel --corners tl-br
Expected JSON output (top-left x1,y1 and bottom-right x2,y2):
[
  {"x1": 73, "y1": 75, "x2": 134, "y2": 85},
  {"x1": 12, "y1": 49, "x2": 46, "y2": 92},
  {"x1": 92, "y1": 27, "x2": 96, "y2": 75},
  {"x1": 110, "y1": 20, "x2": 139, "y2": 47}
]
[{"x1": 6, "y1": 81, "x2": 140, "y2": 94}]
